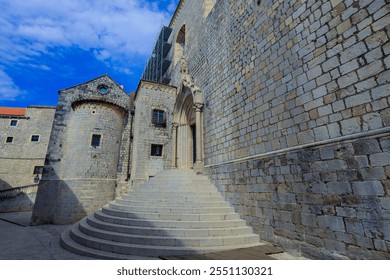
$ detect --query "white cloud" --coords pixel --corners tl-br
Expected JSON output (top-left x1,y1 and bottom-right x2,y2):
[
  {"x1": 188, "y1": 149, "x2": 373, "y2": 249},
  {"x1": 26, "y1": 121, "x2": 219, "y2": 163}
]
[
  {"x1": 0, "y1": 0, "x2": 176, "y2": 69},
  {"x1": 0, "y1": 70, "x2": 25, "y2": 101}
]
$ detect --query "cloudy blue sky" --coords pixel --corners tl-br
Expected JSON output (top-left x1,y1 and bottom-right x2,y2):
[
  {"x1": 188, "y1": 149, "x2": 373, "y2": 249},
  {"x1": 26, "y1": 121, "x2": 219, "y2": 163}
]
[{"x1": 0, "y1": 0, "x2": 179, "y2": 108}]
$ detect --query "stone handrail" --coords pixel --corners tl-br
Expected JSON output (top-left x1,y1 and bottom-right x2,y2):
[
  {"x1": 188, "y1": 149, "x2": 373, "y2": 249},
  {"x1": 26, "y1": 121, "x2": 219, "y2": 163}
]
[{"x1": 0, "y1": 184, "x2": 38, "y2": 199}]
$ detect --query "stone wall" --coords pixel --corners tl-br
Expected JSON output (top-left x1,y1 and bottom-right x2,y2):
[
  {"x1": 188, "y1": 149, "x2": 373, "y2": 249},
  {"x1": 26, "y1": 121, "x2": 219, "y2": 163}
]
[
  {"x1": 208, "y1": 134, "x2": 390, "y2": 259},
  {"x1": 31, "y1": 75, "x2": 130, "y2": 225},
  {"x1": 116, "y1": 94, "x2": 135, "y2": 197},
  {"x1": 0, "y1": 185, "x2": 38, "y2": 212},
  {"x1": 130, "y1": 81, "x2": 177, "y2": 187},
  {"x1": 168, "y1": 0, "x2": 390, "y2": 258},
  {"x1": 0, "y1": 106, "x2": 55, "y2": 190}
]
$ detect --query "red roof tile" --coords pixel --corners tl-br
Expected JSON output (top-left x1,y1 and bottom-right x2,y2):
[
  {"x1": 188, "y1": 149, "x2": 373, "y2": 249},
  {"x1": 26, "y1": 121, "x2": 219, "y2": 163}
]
[{"x1": 0, "y1": 107, "x2": 26, "y2": 116}]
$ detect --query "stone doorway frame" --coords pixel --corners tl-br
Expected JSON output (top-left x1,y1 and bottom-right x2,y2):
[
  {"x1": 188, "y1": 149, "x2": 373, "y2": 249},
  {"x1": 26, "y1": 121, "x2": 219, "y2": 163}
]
[{"x1": 172, "y1": 58, "x2": 204, "y2": 173}]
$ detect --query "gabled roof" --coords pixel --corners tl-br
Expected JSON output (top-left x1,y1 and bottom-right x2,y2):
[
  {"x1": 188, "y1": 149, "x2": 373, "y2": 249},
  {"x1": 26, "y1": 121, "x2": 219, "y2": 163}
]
[
  {"x1": 58, "y1": 74, "x2": 126, "y2": 94},
  {"x1": 0, "y1": 107, "x2": 26, "y2": 116}
]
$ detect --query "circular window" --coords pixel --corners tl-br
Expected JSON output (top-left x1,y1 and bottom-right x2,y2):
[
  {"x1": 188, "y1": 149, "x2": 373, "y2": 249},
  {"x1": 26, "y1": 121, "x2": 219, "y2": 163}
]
[{"x1": 97, "y1": 84, "x2": 109, "y2": 95}]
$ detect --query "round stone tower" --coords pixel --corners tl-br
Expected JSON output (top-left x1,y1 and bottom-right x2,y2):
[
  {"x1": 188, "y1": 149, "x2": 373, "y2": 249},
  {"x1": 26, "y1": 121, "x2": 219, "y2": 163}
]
[
  {"x1": 31, "y1": 75, "x2": 130, "y2": 225},
  {"x1": 62, "y1": 101, "x2": 125, "y2": 180}
]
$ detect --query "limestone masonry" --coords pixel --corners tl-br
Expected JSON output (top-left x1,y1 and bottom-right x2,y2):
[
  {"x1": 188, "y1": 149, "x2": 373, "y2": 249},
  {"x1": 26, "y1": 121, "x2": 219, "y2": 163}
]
[
  {"x1": 0, "y1": 106, "x2": 55, "y2": 190},
  {"x1": 1, "y1": 0, "x2": 389, "y2": 259}
]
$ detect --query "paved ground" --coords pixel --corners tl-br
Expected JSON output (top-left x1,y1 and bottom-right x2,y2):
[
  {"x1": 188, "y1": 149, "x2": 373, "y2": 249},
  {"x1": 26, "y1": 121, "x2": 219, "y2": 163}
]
[
  {"x1": 0, "y1": 211, "x2": 307, "y2": 260},
  {"x1": 0, "y1": 211, "x2": 93, "y2": 260}
]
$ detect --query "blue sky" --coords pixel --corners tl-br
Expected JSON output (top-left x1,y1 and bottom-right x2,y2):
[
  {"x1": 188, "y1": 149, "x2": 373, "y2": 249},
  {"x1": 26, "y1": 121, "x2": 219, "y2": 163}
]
[{"x1": 0, "y1": 0, "x2": 179, "y2": 108}]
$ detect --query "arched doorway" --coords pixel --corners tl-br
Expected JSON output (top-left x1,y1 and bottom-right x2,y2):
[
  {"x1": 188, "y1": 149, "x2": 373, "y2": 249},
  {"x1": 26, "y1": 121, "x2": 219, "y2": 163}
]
[{"x1": 172, "y1": 86, "x2": 204, "y2": 171}]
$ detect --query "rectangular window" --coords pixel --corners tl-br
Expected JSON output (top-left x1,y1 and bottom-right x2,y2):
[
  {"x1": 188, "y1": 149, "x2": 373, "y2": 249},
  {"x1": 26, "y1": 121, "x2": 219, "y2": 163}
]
[
  {"x1": 152, "y1": 109, "x2": 166, "y2": 127},
  {"x1": 33, "y1": 166, "x2": 44, "y2": 175},
  {"x1": 31, "y1": 135, "x2": 40, "y2": 142},
  {"x1": 151, "y1": 144, "x2": 163, "y2": 157},
  {"x1": 6, "y1": 137, "x2": 13, "y2": 143},
  {"x1": 91, "y1": 134, "x2": 101, "y2": 147},
  {"x1": 10, "y1": 120, "x2": 18, "y2": 126}
]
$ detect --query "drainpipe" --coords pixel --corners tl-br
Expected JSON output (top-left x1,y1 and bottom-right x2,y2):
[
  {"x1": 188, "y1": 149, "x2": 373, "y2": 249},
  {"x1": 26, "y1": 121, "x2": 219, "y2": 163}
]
[{"x1": 126, "y1": 107, "x2": 135, "y2": 181}]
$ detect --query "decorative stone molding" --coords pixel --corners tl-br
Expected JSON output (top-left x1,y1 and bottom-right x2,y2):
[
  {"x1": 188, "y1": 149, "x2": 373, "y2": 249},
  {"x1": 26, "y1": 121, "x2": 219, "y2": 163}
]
[
  {"x1": 180, "y1": 57, "x2": 204, "y2": 104},
  {"x1": 169, "y1": 0, "x2": 185, "y2": 28},
  {"x1": 193, "y1": 103, "x2": 204, "y2": 112},
  {"x1": 137, "y1": 80, "x2": 177, "y2": 95}
]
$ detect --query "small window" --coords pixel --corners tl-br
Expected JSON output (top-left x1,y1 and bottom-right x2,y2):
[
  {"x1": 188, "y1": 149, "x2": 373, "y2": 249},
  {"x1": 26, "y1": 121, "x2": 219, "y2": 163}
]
[
  {"x1": 31, "y1": 135, "x2": 40, "y2": 142},
  {"x1": 33, "y1": 166, "x2": 44, "y2": 175},
  {"x1": 97, "y1": 84, "x2": 109, "y2": 95},
  {"x1": 152, "y1": 109, "x2": 166, "y2": 127},
  {"x1": 10, "y1": 120, "x2": 18, "y2": 126},
  {"x1": 151, "y1": 144, "x2": 163, "y2": 157},
  {"x1": 91, "y1": 134, "x2": 101, "y2": 147},
  {"x1": 6, "y1": 137, "x2": 13, "y2": 143}
]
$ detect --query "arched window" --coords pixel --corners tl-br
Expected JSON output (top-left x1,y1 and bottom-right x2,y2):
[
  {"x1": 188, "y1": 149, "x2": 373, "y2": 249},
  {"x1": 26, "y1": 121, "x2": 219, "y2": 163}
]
[
  {"x1": 174, "y1": 25, "x2": 186, "y2": 65},
  {"x1": 203, "y1": 0, "x2": 216, "y2": 18}
]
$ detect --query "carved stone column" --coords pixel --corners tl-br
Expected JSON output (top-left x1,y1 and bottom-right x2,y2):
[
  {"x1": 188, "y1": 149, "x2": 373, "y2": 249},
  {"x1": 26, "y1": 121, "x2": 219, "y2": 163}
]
[
  {"x1": 193, "y1": 103, "x2": 204, "y2": 172},
  {"x1": 171, "y1": 123, "x2": 179, "y2": 168}
]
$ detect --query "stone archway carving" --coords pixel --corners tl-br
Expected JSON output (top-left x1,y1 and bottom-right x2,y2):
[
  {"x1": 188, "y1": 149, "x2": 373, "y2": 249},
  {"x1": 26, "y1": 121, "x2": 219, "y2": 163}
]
[{"x1": 172, "y1": 58, "x2": 204, "y2": 172}]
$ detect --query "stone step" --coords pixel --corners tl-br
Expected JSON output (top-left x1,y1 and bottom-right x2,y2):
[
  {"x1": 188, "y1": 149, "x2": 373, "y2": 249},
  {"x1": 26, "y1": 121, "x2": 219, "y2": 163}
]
[
  {"x1": 124, "y1": 193, "x2": 223, "y2": 201},
  {"x1": 147, "y1": 176, "x2": 210, "y2": 181},
  {"x1": 79, "y1": 218, "x2": 259, "y2": 247},
  {"x1": 61, "y1": 169, "x2": 262, "y2": 258},
  {"x1": 101, "y1": 205, "x2": 241, "y2": 221},
  {"x1": 87, "y1": 215, "x2": 254, "y2": 237},
  {"x1": 145, "y1": 179, "x2": 211, "y2": 184},
  {"x1": 133, "y1": 186, "x2": 219, "y2": 192},
  {"x1": 67, "y1": 223, "x2": 262, "y2": 257},
  {"x1": 152, "y1": 170, "x2": 200, "y2": 175},
  {"x1": 94, "y1": 210, "x2": 247, "y2": 229},
  {"x1": 60, "y1": 228, "x2": 157, "y2": 260},
  {"x1": 109, "y1": 202, "x2": 234, "y2": 214},
  {"x1": 114, "y1": 198, "x2": 229, "y2": 208}
]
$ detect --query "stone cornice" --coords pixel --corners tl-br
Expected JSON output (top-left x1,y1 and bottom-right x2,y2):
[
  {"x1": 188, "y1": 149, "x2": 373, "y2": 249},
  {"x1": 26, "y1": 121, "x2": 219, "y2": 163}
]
[
  {"x1": 136, "y1": 80, "x2": 177, "y2": 96},
  {"x1": 169, "y1": 0, "x2": 185, "y2": 28}
]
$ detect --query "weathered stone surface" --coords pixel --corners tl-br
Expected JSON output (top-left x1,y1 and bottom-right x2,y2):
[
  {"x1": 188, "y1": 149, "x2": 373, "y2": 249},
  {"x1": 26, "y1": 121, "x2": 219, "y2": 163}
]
[
  {"x1": 0, "y1": 107, "x2": 55, "y2": 191},
  {"x1": 4, "y1": 0, "x2": 386, "y2": 260}
]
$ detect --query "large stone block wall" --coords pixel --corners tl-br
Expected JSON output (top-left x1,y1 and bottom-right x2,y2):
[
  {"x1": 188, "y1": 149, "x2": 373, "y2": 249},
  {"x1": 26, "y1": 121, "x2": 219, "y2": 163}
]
[
  {"x1": 0, "y1": 106, "x2": 55, "y2": 190},
  {"x1": 168, "y1": 0, "x2": 390, "y2": 258},
  {"x1": 32, "y1": 75, "x2": 130, "y2": 225},
  {"x1": 62, "y1": 102, "x2": 125, "y2": 179},
  {"x1": 208, "y1": 134, "x2": 390, "y2": 259},
  {"x1": 130, "y1": 81, "x2": 177, "y2": 187}
]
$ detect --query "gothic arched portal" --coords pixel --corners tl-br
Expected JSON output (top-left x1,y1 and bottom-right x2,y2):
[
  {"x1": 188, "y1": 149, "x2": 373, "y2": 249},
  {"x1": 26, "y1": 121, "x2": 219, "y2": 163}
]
[{"x1": 172, "y1": 85, "x2": 204, "y2": 172}]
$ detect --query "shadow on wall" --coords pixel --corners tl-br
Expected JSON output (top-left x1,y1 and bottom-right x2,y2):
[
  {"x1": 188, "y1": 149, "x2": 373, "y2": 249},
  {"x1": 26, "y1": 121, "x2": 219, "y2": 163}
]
[
  {"x1": 0, "y1": 180, "x2": 36, "y2": 213},
  {"x1": 0, "y1": 193, "x2": 35, "y2": 213},
  {"x1": 0, "y1": 179, "x2": 12, "y2": 191},
  {"x1": 31, "y1": 171, "x2": 87, "y2": 226}
]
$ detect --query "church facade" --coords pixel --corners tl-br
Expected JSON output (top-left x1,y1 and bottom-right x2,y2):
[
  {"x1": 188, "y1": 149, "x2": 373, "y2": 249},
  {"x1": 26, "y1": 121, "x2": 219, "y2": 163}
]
[{"x1": 31, "y1": 0, "x2": 389, "y2": 259}]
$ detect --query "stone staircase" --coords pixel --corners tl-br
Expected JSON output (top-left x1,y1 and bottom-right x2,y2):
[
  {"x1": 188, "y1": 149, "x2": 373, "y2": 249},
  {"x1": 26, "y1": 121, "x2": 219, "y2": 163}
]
[{"x1": 61, "y1": 169, "x2": 263, "y2": 259}]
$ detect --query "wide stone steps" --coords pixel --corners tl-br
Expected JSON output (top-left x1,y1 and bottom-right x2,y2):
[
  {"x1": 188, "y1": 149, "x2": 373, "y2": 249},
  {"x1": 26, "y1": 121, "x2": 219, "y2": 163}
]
[
  {"x1": 93, "y1": 210, "x2": 248, "y2": 229},
  {"x1": 121, "y1": 194, "x2": 223, "y2": 203},
  {"x1": 77, "y1": 218, "x2": 259, "y2": 247},
  {"x1": 86, "y1": 215, "x2": 253, "y2": 237},
  {"x1": 108, "y1": 202, "x2": 234, "y2": 214},
  {"x1": 101, "y1": 205, "x2": 240, "y2": 221},
  {"x1": 114, "y1": 198, "x2": 229, "y2": 208},
  {"x1": 61, "y1": 169, "x2": 262, "y2": 258},
  {"x1": 64, "y1": 224, "x2": 260, "y2": 257}
]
